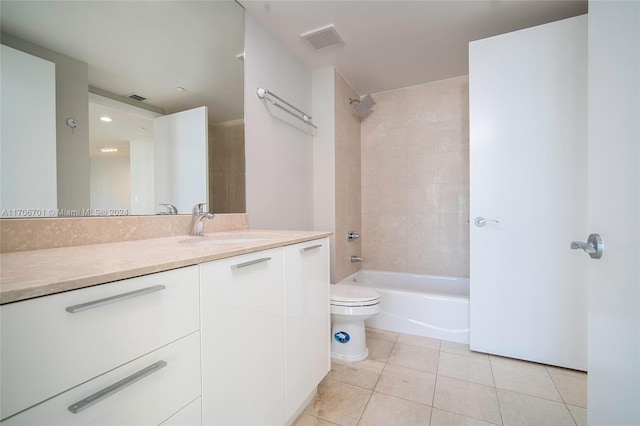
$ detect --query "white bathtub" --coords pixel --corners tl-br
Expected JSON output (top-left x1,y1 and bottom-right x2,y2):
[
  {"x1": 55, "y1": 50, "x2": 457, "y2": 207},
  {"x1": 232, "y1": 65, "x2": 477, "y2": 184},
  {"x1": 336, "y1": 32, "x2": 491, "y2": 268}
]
[{"x1": 337, "y1": 270, "x2": 470, "y2": 344}]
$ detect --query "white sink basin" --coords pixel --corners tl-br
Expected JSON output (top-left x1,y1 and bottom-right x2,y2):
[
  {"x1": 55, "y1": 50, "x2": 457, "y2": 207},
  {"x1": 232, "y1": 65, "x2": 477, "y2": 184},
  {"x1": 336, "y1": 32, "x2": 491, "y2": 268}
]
[{"x1": 178, "y1": 236, "x2": 270, "y2": 246}]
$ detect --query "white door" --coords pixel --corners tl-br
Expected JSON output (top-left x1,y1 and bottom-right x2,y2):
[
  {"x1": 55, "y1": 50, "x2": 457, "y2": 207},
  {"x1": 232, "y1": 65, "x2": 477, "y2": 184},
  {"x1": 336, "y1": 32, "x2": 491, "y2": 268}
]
[
  {"x1": 587, "y1": 2, "x2": 640, "y2": 424},
  {"x1": 154, "y1": 106, "x2": 208, "y2": 214},
  {"x1": 469, "y1": 16, "x2": 588, "y2": 370}
]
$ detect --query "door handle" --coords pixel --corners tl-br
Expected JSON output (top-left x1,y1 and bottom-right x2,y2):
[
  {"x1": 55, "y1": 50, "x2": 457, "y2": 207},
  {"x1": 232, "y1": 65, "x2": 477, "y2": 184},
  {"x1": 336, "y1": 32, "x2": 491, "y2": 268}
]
[
  {"x1": 474, "y1": 217, "x2": 499, "y2": 227},
  {"x1": 571, "y1": 233, "x2": 603, "y2": 259}
]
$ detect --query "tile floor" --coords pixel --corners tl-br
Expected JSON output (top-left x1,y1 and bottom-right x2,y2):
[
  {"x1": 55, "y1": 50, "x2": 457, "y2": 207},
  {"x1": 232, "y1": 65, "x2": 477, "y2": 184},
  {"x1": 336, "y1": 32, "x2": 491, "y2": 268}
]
[{"x1": 295, "y1": 328, "x2": 587, "y2": 426}]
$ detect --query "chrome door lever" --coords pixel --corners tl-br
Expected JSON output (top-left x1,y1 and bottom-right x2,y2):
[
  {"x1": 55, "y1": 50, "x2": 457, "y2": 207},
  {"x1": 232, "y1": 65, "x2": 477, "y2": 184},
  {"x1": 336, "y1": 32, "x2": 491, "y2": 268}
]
[
  {"x1": 474, "y1": 217, "x2": 499, "y2": 227},
  {"x1": 571, "y1": 233, "x2": 603, "y2": 259}
]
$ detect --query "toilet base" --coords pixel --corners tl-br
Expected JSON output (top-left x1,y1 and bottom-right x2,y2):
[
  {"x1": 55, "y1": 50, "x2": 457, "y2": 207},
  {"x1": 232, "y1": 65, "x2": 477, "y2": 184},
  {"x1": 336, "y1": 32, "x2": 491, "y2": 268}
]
[{"x1": 330, "y1": 318, "x2": 369, "y2": 362}]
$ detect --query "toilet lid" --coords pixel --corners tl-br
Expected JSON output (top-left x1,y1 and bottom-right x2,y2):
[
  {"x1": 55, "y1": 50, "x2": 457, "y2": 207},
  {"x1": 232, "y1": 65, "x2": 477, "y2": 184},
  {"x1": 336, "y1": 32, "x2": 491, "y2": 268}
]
[{"x1": 330, "y1": 284, "x2": 380, "y2": 303}]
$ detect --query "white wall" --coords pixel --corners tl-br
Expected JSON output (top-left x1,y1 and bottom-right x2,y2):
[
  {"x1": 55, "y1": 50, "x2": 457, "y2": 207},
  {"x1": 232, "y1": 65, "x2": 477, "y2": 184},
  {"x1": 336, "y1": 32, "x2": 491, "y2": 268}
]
[
  {"x1": 0, "y1": 45, "x2": 57, "y2": 217},
  {"x1": 90, "y1": 156, "x2": 130, "y2": 211},
  {"x1": 244, "y1": 14, "x2": 314, "y2": 230},
  {"x1": 129, "y1": 138, "x2": 155, "y2": 215},
  {"x1": 587, "y1": 1, "x2": 640, "y2": 423},
  {"x1": 312, "y1": 68, "x2": 336, "y2": 276}
]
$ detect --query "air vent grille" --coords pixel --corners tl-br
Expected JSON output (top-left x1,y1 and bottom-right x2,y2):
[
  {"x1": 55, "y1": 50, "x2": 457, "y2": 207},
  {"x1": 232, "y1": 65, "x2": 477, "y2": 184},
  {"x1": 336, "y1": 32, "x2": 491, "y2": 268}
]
[
  {"x1": 301, "y1": 24, "x2": 344, "y2": 50},
  {"x1": 126, "y1": 93, "x2": 147, "y2": 102}
]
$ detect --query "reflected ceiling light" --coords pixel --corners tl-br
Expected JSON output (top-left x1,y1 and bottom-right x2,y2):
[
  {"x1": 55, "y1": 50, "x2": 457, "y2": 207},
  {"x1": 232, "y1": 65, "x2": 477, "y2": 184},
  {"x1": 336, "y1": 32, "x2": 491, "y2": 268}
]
[
  {"x1": 99, "y1": 116, "x2": 113, "y2": 122},
  {"x1": 99, "y1": 148, "x2": 118, "y2": 153}
]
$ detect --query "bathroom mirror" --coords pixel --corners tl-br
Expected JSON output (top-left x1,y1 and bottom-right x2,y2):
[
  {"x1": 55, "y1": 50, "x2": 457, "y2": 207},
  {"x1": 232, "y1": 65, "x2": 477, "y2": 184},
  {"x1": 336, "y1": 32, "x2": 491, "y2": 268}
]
[{"x1": 0, "y1": 0, "x2": 245, "y2": 217}]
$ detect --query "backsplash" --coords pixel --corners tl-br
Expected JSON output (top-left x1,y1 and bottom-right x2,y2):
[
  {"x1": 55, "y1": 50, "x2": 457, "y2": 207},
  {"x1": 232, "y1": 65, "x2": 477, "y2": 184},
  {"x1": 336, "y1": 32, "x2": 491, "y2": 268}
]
[
  {"x1": 361, "y1": 76, "x2": 470, "y2": 277},
  {"x1": 0, "y1": 214, "x2": 249, "y2": 253}
]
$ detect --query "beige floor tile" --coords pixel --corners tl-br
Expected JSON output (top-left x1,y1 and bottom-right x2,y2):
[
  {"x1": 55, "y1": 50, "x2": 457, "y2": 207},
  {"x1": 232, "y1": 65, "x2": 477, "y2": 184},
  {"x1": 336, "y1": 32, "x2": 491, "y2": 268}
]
[
  {"x1": 549, "y1": 372, "x2": 588, "y2": 407},
  {"x1": 374, "y1": 364, "x2": 437, "y2": 405},
  {"x1": 358, "y1": 392, "x2": 431, "y2": 426},
  {"x1": 430, "y1": 408, "x2": 499, "y2": 426},
  {"x1": 327, "y1": 359, "x2": 385, "y2": 390},
  {"x1": 388, "y1": 343, "x2": 440, "y2": 373},
  {"x1": 367, "y1": 337, "x2": 395, "y2": 362},
  {"x1": 567, "y1": 404, "x2": 588, "y2": 426},
  {"x1": 440, "y1": 341, "x2": 489, "y2": 360},
  {"x1": 366, "y1": 328, "x2": 400, "y2": 343},
  {"x1": 497, "y1": 389, "x2": 575, "y2": 426},
  {"x1": 307, "y1": 378, "x2": 372, "y2": 426},
  {"x1": 438, "y1": 352, "x2": 494, "y2": 387},
  {"x1": 433, "y1": 376, "x2": 502, "y2": 425},
  {"x1": 490, "y1": 356, "x2": 562, "y2": 402},
  {"x1": 294, "y1": 414, "x2": 341, "y2": 426},
  {"x1": 545, "y1": 365, "x2": 588, "y2": 379},
  {"x1": 397, "y1": 333, "x2": 442, "y2": 350}
]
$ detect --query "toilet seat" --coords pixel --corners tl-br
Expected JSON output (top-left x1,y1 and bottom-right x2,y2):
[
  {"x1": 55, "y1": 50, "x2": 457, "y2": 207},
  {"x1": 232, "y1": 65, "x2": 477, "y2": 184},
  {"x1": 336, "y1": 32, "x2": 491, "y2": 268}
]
[{"x1": 330, "y1": 284, "x2": 380, "y2": 307}]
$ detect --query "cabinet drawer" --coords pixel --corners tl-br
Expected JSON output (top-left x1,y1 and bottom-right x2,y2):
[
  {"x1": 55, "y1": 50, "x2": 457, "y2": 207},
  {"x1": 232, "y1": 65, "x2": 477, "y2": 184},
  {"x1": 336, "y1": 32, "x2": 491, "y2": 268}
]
[
  {"x1": 0, "y1": 266, "x2": 199, "y2": 420},
  {"x1": 1, "y1": 332, "x2": 201, "y2": 426}
]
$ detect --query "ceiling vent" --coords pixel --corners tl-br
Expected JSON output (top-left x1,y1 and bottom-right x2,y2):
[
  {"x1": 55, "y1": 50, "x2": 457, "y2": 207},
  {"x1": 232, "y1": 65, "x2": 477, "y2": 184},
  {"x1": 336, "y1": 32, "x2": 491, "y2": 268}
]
[
  {"x1": 126, "y1": 93, "x2": 147, "y2": 102},
  {"x1": 301, "y1": 24, "x2": 344, "y2": 51}
]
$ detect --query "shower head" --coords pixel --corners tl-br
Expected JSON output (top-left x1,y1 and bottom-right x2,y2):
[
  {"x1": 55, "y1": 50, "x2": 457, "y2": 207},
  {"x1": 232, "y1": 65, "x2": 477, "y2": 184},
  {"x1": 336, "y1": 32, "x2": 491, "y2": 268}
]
[{"x1": 348, "y1": 94, "x2": 376, "y2": 118}]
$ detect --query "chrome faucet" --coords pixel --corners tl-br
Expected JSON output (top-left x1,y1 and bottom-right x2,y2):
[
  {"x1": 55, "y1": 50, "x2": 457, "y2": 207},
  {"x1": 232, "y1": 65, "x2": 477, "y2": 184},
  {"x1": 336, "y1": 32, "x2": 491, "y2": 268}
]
[
  {"x1": 158, "y1": 203, "x2": 178, "y2": 215},
  {"x1": 191, "y1": 203, "x2": 214, "y2": 236},
  {"x1": 351, "y1": 256, "x2": 364, "y2": 263}
]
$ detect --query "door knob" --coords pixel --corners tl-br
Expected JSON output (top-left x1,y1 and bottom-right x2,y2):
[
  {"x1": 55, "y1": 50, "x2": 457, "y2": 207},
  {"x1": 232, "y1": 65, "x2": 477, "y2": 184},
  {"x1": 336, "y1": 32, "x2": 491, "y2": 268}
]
[{"x1": 571, "y1": 233, "x2": 603, "y2": 259}]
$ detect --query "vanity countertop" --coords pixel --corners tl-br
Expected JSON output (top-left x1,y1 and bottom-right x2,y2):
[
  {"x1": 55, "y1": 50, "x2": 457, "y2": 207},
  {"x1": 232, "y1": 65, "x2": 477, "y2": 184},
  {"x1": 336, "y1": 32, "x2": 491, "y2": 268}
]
[{"x1": 0, "y1": 229, "x2": 331, "y2": 304}]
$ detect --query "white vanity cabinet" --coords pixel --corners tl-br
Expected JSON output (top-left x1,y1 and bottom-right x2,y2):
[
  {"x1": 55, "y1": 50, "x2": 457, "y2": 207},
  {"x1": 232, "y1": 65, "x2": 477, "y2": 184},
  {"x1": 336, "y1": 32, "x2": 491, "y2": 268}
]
[
  {"x1": 200, "y1": 247, "x2": 287, "y2": 425},
  {"x1": 200, "y1": 238, "x2": 330, "y2": 425},
  {"x1": 284, "y1": 240, "x2": 330, "y2": 420},
  {"x1": 0, "y1": 266, "x2": 201, "y2": 425}
]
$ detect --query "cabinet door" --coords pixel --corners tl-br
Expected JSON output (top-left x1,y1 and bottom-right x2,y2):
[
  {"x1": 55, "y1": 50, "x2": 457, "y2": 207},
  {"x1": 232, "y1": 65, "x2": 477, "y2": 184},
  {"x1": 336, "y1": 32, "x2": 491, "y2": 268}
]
[
  {"x1": 284, "y1": 239, "x2": 330, "y2": 420},
  {"x1": 200, "y1": 248, "x2": 285, "y2": 425}
]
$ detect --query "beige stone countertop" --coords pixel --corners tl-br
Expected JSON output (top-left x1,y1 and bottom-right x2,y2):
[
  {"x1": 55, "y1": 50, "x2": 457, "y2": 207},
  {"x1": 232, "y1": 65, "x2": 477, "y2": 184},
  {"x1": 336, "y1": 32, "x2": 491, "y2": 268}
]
[{"x1": 0, "y1": 229, "x2": 331, "y2": 304}]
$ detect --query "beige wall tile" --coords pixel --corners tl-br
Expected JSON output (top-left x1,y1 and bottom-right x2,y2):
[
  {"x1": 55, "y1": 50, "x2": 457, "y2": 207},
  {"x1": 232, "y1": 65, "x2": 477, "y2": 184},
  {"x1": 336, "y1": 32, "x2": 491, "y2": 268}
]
[
  {"x1": 334, "y1": 70, "x2": 362, "y2": 282},
  {"x1": 408, "y1": 184, "x2": 440, "y2": 216},
  {"x1": 361, "y1": 76, "x2": 469, "y2": 277}
]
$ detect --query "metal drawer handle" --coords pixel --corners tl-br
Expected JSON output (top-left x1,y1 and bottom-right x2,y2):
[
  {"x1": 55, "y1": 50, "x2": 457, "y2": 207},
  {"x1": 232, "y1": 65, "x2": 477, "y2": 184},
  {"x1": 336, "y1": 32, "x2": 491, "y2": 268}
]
[
  {"x1": 231, "y1": 257, "x2": 272, "y2": 270},
  {"x1": 65, "y1": 284, "x2": 166, "y2": 314},
  {"x1": 68, "y1": 360, "x2": 167, "y2": 414},
  {"x1": 300, "y1": 244, "x2": 322, "y2": 252}
]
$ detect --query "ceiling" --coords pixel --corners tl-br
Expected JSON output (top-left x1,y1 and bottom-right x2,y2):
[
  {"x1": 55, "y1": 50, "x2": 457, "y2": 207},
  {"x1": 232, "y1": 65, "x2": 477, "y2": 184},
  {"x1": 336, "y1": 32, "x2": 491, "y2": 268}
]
[{"x1": 241, "y1": 0, "x2": 588, "y2": 95}]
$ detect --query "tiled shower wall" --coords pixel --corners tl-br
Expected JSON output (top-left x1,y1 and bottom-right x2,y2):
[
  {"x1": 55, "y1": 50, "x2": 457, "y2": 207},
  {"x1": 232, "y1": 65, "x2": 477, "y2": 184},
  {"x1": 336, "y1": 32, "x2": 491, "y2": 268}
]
[
  {"x1": 333, "y1": 70, "x2": 362, "y2": 282},
  {"x1": 209, "y1": 121, "x2": 246, "y2": 214},
  {"x1": 360, "y1": 76, "x2": 470, "y2": 277}
]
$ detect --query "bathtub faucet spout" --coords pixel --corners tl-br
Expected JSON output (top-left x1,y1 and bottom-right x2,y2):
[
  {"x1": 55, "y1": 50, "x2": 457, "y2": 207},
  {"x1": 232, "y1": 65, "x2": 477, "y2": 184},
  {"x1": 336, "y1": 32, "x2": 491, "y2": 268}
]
[{"x1": 351, "y1": 256, "x2": 364, "y2": 263}]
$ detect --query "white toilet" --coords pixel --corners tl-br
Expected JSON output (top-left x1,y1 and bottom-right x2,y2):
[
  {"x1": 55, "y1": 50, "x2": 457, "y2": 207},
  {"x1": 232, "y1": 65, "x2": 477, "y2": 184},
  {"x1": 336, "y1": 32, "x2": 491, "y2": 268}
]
[{"x1": 330, "y1": 284, "x2": 381, "y2": 362}]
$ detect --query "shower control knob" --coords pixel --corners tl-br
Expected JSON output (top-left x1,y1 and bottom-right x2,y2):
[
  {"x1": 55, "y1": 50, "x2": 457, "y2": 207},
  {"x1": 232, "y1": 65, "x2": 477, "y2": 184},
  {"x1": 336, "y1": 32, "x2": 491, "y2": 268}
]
[{"x1": 347, "y1": 231, "x2": 360, "y2": 241}]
